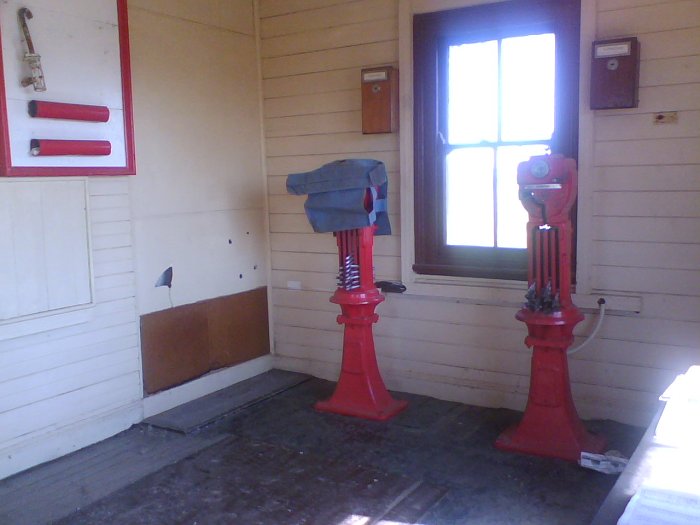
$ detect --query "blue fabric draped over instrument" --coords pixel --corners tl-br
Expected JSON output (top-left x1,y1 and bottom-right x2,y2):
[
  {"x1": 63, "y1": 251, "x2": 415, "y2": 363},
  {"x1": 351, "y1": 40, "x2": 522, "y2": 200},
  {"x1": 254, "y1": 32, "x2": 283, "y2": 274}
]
[{"x1": 286, "y1": 159, "x2": 391, "y2": 235}]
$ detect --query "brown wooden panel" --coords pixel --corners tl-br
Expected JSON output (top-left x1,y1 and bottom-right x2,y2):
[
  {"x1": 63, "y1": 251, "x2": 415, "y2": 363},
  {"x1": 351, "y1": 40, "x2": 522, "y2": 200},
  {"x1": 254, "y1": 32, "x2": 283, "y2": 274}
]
[
  {"x1": 361, "y1": 66, "x2": 398, "y2": 134},
  {"x1": 590, "y1": 37, "x2": 640, "y2": 110},
  {"x1": 141, "y1": 303, "x2": 210, "y2": 394},
  {"x1": 208, "y1": 287, "x2": 270, "y2": 370},
  {"x1": 140, "y1": 287, "x2": 271, "y2": 395}
]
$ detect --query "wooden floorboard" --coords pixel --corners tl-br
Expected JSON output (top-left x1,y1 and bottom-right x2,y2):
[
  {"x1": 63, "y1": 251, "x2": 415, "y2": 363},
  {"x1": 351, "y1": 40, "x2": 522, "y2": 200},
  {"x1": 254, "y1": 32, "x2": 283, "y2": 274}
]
[
  {"x1": 54, "y1": 435, "x2": 445, "y2": 525},
  {"x1": 0, "y1": 373, "x2": 645, "y2": 525},
  {"x1": 0, "y1": 370, "x2": 311, "y2": 524},
  {"x1": 0, "y1": 426, "x2": 227, "y2": 525}
]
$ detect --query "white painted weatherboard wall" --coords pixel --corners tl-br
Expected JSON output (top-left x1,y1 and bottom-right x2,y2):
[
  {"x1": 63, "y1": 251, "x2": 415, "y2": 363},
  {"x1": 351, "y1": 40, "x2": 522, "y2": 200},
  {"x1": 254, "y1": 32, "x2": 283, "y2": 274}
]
[
  {"x1": 262, "y1": 0, "x2": 700, "y2": 427},
  {"x1": 0, "y1": 176, "x2": 142, "y2": 479},
  {"x1": 127, "y1": 0, "x2": 271, "y2": 413},
  {"x1": 128, "y1": 0, "x2": 269, "y2": 316},
  {"x1": 0, "y1": 0, "x2": 271, "y2": 480},
  {"x1": 0, "y1": 180, "x2": 92, "y2": 321}
]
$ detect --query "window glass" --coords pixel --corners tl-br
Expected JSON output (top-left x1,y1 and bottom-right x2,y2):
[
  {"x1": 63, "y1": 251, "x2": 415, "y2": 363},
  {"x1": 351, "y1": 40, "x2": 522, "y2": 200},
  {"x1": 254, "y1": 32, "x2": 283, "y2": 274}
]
[
  {"x1": 448, "y1": 41, "x2": 498, "y2": 144},
  {"x1": 412, "y1": 0, "x2": 580, "y2": 280},
  {"x1": 501, "y1": 34, "x2": 556, "y2": 142},
  {"x1": 446, "y1": 147, "x2": 494, "y2": 246},
  {"x1": 446, "y1": 33, "x2": 555, "y2": 250},
  {"x1": 496, "y1": 144, "x2": 550, "y2": 249}
]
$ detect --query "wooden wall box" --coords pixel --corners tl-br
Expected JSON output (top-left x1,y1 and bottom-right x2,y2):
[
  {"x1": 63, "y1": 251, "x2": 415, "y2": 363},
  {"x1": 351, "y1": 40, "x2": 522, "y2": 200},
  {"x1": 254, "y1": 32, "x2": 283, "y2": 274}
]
[
  {"x1": 361, "y1": 66, "x2": 398, "y2": 134},
  {"x1": 590, "y1": 37, "x2": 640, "y2": 110}
]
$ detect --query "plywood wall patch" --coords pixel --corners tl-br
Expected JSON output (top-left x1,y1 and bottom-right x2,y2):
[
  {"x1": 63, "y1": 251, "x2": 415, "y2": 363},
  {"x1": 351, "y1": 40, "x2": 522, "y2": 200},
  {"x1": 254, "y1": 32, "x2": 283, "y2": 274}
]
[{"x1": 141, "y1": 287, "x2": 271, "y2": 395}]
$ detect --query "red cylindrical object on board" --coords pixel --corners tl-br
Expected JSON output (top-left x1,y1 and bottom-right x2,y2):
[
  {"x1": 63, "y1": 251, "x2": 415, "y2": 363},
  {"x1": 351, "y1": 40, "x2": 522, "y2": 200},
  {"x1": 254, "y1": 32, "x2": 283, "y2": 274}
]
[
  {"x1": 28, "y1": 100, "x2": 110, "y2": 122},
  {"x1": 30, "y1": 139, "x2": 112, "y2": 156}
]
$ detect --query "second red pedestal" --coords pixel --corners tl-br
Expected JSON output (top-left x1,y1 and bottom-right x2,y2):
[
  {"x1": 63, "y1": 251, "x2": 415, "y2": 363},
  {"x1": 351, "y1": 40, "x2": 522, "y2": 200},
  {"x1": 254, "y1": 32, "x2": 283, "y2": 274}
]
[{"x1": 495, "y1": 309, "x2": 606, "y2": 462}]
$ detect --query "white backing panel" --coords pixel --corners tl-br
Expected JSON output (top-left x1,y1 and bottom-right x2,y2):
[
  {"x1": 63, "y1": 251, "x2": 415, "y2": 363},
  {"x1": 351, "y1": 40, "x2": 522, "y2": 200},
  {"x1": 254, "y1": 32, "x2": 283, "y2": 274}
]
[
  {"x1": 0, "y1": 0, "x2": 127, "y2": 168},
  {"x1": 0, "y1": 179, "x2": 92, "y2": 320}
]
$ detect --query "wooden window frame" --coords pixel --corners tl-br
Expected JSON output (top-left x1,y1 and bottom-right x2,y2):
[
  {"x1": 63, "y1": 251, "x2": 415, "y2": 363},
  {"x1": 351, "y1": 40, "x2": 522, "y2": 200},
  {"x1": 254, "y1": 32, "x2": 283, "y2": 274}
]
[{"x1": 412, "y1": 0, "x2": 581, "y2": 281}]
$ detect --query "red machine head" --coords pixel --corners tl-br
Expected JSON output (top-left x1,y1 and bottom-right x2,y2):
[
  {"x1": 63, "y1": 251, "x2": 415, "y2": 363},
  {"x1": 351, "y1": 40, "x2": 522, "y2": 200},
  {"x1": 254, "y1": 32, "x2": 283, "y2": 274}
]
[{"x1": 517, "y1": 154, "x2": 578, "y2": 225}]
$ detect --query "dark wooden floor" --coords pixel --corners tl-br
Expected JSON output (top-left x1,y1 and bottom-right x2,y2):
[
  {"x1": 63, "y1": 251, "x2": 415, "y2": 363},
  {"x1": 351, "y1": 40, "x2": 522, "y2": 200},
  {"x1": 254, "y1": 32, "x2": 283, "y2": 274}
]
[{"x1": 0, "y1": 371, "x2": 644, "y2": 524}]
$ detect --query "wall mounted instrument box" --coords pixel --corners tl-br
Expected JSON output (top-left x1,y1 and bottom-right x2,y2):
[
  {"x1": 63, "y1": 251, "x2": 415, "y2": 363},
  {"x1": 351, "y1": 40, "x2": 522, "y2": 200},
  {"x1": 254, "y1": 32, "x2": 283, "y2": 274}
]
[
  {"x1": 361, "y1": 67, "x2": 398, "y2": 134},
  {"x1": 590, "y1": 37, "x2": 640, "y2": 110}
]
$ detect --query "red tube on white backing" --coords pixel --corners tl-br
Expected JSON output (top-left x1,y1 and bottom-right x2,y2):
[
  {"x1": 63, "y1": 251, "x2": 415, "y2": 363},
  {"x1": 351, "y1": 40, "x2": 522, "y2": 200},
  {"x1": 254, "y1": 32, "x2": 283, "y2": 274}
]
[
  {"x1": 30, "y1": 139, "x2": 112, "y2": 156},
  {"x1": 28, "y1": 100, "x2": 110, "y2": 122}
]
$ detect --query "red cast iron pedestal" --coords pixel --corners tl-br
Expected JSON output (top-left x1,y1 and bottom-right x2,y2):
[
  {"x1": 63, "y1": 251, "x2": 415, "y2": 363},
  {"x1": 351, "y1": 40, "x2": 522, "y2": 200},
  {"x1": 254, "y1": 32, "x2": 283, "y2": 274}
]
[
  {"x1": 495, "y1": 308, "x2": 606, "y2": 462},
  {"x1": 315, "y1": 227, "x2": 407, "y2": 420},
  {"x1": 495, "y1": 155, "x2": 606, "y2": 462}
]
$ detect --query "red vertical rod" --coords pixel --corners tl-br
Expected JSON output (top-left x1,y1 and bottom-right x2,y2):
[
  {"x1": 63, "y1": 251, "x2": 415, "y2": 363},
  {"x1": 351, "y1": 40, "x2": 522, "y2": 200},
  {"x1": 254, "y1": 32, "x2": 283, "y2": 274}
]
[
  {"x1": 359, "y1": 227, "x2": 375, "y2": 288},
  {"x1": 551, "y1": 229, "x2": 559, "y2": 297},
  {"x1": 554, "y1": 229, "x2": 561, "y2": 296},
  {"x1": 544, "y1": 229, "x2": 551, "y2": 294}
]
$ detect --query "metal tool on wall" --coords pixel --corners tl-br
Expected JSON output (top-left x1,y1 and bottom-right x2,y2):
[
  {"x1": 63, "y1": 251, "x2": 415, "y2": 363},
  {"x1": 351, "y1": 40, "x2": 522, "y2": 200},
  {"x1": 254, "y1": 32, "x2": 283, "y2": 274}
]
[{"x1": 18, "y1": 8, "x2": 46, "y2": 91}]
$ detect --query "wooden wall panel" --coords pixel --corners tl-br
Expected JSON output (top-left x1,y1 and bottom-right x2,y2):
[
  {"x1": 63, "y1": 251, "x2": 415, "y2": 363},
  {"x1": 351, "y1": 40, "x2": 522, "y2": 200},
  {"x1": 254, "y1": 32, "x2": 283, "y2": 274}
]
[
  {"x1": 596, "y1": 0, "x2": 700, "y2": 35},
  {"x1": 262, "y1": 18, "x2": 397, "y2": 58},
  {"x1": 140, "y1": 304, "x2": 210, "y2": 394},
  {"x1": 0, "y1": 176, "x2": 142, "y2": 479},
  {"x1": 208, "y1": 289, "x2": 270, "y2": 370},
  {"x1": 260, "y1": 0, "x2": 396, "y2": 38}
]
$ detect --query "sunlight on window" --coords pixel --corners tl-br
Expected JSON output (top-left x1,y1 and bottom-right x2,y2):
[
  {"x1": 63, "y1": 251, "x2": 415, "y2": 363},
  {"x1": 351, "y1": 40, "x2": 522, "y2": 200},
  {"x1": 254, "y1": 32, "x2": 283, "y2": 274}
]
[
  {"x1": 336, "y1": 515, "x2": 371, "y2": 525},
  {"x1": 496, "y1": 144, "x2": 550, "y2": 248},
  {"x1": 448, "y1": 40, "x2": 498, "y2": 144},
  {"x1": 501, "y1": 34, "x2": 555, "y2": 142},
  {"x1": 446, "y1": 148, "x2": 494, "y2": 247},
  {"x1": 445, "y1": 32, "x2": 555, "y2": 250},
  {"x1": 336, "y1": 516, "x2": 424, "y2": 525}
]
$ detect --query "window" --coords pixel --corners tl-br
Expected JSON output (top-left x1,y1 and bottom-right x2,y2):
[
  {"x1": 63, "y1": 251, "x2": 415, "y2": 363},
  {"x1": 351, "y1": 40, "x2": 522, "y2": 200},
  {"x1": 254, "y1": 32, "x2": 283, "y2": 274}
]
[{"x1": 413, "y1": 0, "x2": 580, "y2": 280}]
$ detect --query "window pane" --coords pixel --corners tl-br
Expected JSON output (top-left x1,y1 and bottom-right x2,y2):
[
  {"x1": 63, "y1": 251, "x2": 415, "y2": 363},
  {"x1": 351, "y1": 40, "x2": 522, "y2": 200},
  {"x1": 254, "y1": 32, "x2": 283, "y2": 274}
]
[
  {"x1": 501, "y1": 34, "x2": 555, "y2": 142},
  {"x1": 448, "y1": 41, "x2": 498, "y2": 144},
  {"x1": 496, "y1": 144, "x2": 550, "y2": 248},
  {"x1": 446, "y1": 148, "x2": 494, "y2": 247}
]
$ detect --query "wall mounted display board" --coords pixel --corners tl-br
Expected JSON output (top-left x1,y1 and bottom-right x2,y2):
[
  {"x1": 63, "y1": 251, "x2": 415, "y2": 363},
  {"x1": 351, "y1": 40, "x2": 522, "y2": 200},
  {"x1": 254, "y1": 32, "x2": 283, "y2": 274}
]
[{"x1": 0, "y1": 0, "x2": 135, "y2": 176}]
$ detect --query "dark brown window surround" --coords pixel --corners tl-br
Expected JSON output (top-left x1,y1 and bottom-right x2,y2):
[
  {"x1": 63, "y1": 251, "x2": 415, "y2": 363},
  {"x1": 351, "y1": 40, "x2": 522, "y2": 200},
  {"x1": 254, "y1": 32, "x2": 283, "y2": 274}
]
[{"x1": 412, "y1": 0, "x2": 581, "y2": 281}]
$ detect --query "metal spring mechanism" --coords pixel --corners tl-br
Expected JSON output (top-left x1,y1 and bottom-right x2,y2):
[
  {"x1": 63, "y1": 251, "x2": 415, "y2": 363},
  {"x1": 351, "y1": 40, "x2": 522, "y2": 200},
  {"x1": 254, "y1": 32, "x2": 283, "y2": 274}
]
[{"x1": 337, "y1": 253, "x2": 360, "y2": 290}]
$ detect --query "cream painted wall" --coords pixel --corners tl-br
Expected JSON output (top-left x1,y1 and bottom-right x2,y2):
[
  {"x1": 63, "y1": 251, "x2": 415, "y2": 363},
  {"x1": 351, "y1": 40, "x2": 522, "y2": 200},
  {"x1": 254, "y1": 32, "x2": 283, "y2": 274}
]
[
  {"x1": 128, "y1": 0, "x2": 267, "y2": 315},
  {"x1": 0, "y1": 0, "x2": 269, "y2": 480},
  {"x1": 262, "y1": 0, "x2": 700, "y2": 427}
]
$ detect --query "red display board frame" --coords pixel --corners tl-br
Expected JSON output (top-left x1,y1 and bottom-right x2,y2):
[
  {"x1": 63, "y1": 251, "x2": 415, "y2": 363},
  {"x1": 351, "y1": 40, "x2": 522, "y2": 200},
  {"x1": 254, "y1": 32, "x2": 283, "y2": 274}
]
[{"x1": 0, "y1": 0, "x2": 135, "y2": 177}]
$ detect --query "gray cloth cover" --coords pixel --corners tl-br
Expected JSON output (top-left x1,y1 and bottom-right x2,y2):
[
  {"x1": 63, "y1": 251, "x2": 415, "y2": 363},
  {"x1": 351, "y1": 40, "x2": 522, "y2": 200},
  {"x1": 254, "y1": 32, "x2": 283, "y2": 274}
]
[{"x1": 286, "y1": 159, "x2": 391, "y2": 235}]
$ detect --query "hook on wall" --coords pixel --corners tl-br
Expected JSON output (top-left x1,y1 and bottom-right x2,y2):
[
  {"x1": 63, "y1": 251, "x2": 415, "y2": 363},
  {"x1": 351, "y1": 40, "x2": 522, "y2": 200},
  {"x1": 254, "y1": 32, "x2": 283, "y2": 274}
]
[
  {"x1": 155, "y1": 266, "x2": 173, "y2": 288},
  {"x1": 155, "y1": 266, "x2": 174, "y2": 308}
]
